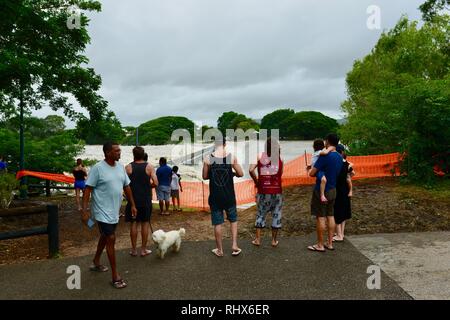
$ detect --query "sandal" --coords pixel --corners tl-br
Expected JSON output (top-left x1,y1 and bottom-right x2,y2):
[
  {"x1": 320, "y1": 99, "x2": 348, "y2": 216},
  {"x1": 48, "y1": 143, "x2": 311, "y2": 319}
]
[
  {"x1": 231, "y1": 248, "x2": 242, "y2": 256},
  {"x1": 89, "y1": 264, "x2": 109, "y2": 272},
  {"x1": 111, "y1": 279, "x2": 127, "y2": 289},
  {"x1": 251, "y1": 239, "x2": 260, "y2": 246},
  {"x1": 211, "y1": 248, "x2": 223, "y2": 257},
  {"x1": 324, "y1": 243, "x2": 335, "y2": 251},
  {"x1": 307, "y1": 245, "x2": 325, "y2": 252},
  {"x1": 140, "y1": 249, "x2": 152, "y2": 257},
  {"x1": 272, "y1": 240, "x2": 279, "y2": 248}
]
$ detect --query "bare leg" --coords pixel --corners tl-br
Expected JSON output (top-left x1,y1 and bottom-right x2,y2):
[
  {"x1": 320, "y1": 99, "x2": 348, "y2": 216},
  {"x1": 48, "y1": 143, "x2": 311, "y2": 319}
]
[
  {"x1": 252, "y1": 228, "x2": 261, "y2": 246},
  {"x1": 130, "y1": 222, "x2": 138, "y2": 255},
  {"x1": 159, "y1": 200, "x2": 164, "y2": 214},
  {"x1": 214, "y1": 224, "x2": 223, "y2": 254},
  {"x1": 271, "y1": 228, "x2": 279, "y2": 247},
  {"x1": 320, "y1": 176, "x2": 328, "y2": 203},
  {"x1": 165, "y1": 200, "x2": 170, "y2": 213},
  {"x1": 171, "y1": 196, "x2": 176, "y2": 211},
  {"x1": 316, "y1": 217, "x2": 326, "y2": 250},
  {"x1": 231, "y1": 221, "x2": 239, "y2": 252},
  {"x1": 75, "y1": 189, "x2": 81, "y2": 210},
  {"x1": 93, "y1": 234, "x2": 107, "y2": 266},
  {"x1": 140, "y1": 222, "x2": 150, "y2": 254},
  {"x1": 326, "y1": 216, "x2": 336, "y2": 248},
  {"x1": 176, "y1": 197, "x2": 181, "y2": 210},
  {"x1": 105, "y1": 234, "x2": 120, "y2": 281},
  {"x1": 347, "y1": 178, "x2": 353, "y2": 197}
]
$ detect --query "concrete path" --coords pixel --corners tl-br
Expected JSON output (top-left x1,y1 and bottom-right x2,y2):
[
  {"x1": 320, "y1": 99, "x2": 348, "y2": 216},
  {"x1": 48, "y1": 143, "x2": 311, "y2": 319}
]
[
  {"x1": 349, "y1": 231, "x2": 450, "y2": 300},
  {"x1": 0, "y1": 234, "x2": 409, "y2": 300}
]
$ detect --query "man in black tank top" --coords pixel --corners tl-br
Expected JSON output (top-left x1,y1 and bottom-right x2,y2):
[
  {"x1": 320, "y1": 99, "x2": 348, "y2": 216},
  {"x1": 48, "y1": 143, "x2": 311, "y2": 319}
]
[
  {"x1": 125, "y1": 146, "x2": 158, "y2": 257},
  {"x1": 202, "y1": 138, "x2": 244, "y2": 257}
]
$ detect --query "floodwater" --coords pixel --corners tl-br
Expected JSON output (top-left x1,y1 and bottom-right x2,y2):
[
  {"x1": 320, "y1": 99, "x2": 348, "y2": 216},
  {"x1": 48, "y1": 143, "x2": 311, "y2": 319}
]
[{"x1": 80, "y1": 141, "x2": 314, "y2": 181}]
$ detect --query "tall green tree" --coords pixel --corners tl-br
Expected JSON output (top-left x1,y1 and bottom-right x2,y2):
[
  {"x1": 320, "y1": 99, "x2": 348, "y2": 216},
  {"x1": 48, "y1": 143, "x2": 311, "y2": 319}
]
[
  {"x1": 420, "y1": 0, "x2": 450, "y2": 21},
  {"x1": 280, "y1": 111, "x2": 339, "y2": 140},
  {"x1": 217, "y1": 111, "x2": 259, "y2": 135},
  {"x1": 76, "y1": 110, "x2": 125, "y2": 145},
  {"x1": 340, "y1": 15, "x2": 450, "y2": 182}
]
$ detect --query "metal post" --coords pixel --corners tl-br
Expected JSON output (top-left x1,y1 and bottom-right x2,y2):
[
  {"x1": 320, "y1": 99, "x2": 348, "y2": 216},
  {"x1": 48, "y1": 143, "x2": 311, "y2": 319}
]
[
  {"x1": 47, "y1": 204, "x2": 59, "y2": 258},
  {"x1": 45, "y1": 180, "x2": 51, "y2": 197},
  {"x1": 19, "y1": 86, "x2": 27, "y2": 199}
]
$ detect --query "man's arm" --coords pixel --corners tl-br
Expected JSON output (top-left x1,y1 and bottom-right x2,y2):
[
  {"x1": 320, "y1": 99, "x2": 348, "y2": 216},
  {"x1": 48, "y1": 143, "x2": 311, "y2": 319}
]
[
  {"x1": 123, "y1": 185, "x2": 137, "y2": 217},
  {"x1": 309, "y1": 156, "x2": 324, "y2": 177},
  {"x1": 202, "y1": 157, "x2": 210, "y2": 180},
  {"x1": 232, "y1": 156, "x2": 244, "y2": 178},
  {"x1": 146, "y1": 164, "x2": 159, "y2": 187},
  {"x1": 81, "y1": 186, "x2": 93, "y2": 225},
  {"x1": 125, "y1": 163, "x2": 132, "y2": 176},
  {"x1": 178, "y1": 176, "x2": 183, "y2": 192},
  {"x1": 249, "y1": 163, "x2": 258, "y2": 186}
]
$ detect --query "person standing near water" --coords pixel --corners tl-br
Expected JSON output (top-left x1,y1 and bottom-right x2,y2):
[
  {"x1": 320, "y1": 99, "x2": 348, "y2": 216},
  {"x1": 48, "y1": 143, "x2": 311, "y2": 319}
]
[
  {"x1": 81, "y1": 142, "x2": 137, "y2": 289},
  {"x1": 249, "y1": 137, "x2": 283, "y2": 248},
  {"x1": 203, "y1": 137, "x2": 244, "y2": 257},
  {"x1": 73, "y1": 158, "x2": 87, "y2": 211},
  {"x1": 125, "y1": 146, "x2": 158, "y2": 257}
]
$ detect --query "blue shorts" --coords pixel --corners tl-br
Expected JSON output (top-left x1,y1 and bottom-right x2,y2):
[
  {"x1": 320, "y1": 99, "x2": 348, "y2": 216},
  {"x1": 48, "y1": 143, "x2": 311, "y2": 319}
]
[
  {"x1": 74, "y1": 180, "x2": 86, "y2": 190},
  {"x1": 156, "y1": 185, "x2": 171, "y2": 201},
  {"x1": 97, "y1": 221, "x2": 118, "y2": 236},
  {"x1": 210, "y1": 206, "x2": 238, "y2": 226}
]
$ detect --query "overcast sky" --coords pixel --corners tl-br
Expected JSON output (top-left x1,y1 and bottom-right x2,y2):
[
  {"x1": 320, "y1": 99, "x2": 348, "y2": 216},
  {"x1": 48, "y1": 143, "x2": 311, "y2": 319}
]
[{"x1": 34, "y1": 0, "x2": 424, "y2": 127}]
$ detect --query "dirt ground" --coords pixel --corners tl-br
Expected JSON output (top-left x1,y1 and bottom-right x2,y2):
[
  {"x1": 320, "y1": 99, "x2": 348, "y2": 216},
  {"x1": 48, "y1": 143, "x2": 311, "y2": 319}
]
[{"x1": 1, "y1": 177, "x2": 449, "y2": 265}]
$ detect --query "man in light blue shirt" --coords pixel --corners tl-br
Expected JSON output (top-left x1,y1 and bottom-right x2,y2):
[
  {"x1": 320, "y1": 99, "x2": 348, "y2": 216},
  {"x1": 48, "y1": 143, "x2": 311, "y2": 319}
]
[{"x1": 82, "y1": 142, "x2": 137, "y2": 289}]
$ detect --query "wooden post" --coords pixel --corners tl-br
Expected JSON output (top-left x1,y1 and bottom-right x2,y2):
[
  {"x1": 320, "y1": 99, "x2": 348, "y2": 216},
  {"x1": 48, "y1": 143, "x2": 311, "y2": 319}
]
[
  {"x1": 45, "y1": 180, "x2": 51, "y2": 197},
  {"x1": 47, "y1": 204, "x2": 59, "y2": 258}
]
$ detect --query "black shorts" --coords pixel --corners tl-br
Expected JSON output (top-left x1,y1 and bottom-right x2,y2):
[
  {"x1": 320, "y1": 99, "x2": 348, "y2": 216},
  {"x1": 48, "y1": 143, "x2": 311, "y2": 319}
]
[
  {"x1": 311, "y1": 188, "x2": 336, "y2": 217},
  {"x1": 125, "y1": 205, "x2": 152, "y2": 222},
  {"x1": 97, "y1": 221, "x2": 118, "y2": 236}
]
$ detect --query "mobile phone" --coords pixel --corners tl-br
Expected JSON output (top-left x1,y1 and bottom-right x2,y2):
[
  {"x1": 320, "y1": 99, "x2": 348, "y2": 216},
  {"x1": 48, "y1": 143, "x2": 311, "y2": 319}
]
[{"x1": 87, "y1": 218, "x2": 95, "y2": 229}]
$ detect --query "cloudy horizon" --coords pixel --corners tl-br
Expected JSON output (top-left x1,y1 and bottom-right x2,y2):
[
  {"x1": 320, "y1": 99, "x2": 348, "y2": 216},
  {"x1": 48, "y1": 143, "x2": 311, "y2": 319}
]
[{"x1": 33, "y1": 0, "x2": 424, "y2": 127}]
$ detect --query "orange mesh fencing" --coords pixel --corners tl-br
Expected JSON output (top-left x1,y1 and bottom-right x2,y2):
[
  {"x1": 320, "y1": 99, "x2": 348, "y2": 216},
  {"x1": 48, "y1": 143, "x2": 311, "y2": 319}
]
[
  {"x1": 154, "y1": 152, "x2": 401, "y2": 211},
  {"x1": 17, "y1": 152, "x2": 401, "y2": 211}
]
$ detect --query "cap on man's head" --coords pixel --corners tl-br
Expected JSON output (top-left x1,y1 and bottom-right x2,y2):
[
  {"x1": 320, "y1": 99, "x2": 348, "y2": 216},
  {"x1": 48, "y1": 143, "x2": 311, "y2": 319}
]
[{"x1": 336, "y1": 144, "x2": 345, "y2": 154}]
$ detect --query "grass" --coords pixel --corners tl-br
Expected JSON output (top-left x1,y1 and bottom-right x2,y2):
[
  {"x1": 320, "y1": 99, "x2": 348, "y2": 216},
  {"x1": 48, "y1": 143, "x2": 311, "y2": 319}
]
[{"x1": 394, "y1": 179, "x2": 450, "y2": 203}]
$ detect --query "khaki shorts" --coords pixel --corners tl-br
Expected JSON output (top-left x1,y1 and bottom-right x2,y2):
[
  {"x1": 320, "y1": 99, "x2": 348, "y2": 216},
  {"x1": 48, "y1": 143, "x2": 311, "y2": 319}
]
[{"x1": 311, "y1": 188, "x2": 336, "y2": 217}]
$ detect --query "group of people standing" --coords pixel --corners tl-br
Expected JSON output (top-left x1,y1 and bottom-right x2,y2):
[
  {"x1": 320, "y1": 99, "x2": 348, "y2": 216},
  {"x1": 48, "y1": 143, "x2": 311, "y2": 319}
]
[{"x1": 76, "y1": 133, "x2": 353, "y2": 289}]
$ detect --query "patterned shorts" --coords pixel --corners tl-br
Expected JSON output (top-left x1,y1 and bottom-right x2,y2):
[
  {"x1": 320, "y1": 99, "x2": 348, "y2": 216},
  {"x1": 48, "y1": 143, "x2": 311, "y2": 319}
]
[{"x1": 255, "y1": 193, "x2": 283, "y2": 229}]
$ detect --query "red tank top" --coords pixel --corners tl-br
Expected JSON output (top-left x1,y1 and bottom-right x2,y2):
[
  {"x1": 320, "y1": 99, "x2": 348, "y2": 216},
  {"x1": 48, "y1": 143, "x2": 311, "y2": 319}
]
[{"x1": 257, "y1": 153, "x2": 283, "y2": 194}]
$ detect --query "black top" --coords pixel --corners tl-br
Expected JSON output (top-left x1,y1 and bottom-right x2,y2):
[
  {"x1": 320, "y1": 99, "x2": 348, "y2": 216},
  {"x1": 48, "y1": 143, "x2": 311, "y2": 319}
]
[
  {"x1": 73, "y1": 169, "x2": 87, "y2": 181},
  {"x1": 128, "y1": 162, "x2": 152, "y2": 208},
  {"x1": 208, "y1": 153, "x2": 236, "y2": 210}
]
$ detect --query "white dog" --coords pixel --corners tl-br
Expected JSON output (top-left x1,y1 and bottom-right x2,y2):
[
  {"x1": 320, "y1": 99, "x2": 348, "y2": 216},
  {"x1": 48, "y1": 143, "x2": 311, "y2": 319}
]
[{"x1": 152, "y1": 228, "x2": 186, "y2": 259}]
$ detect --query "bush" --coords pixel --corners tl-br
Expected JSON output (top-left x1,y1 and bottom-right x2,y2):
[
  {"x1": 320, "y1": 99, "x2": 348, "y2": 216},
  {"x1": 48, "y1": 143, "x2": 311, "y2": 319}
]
[{"x1": 0, "y1": 173, "x2": 19, "y2": 209}]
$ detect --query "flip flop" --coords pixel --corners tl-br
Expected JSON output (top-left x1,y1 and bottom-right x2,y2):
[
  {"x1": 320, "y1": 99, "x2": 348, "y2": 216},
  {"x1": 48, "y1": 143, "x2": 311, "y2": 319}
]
[
  {"x1": 211, "y1": 248, "x2": 223, "y2": 257},
  {"x1": 307, "y1": 245, "x2": 325, "y2": 253},
  {"x1": 324, "y1": 244, "x2": 335, "y2": 251},
  {"x1": 251, "y1": 239, "x2": 260, "y2": 246},
  {"x1": 272, "y1": 241, "x2": 279, "y2": 248},
  {"x1": 332, "y1": 236, "x2": 344, "y2": 242},
  {"x1": 89, "y1": 264, "x2": 109, "y2": 272},
  {"x1": 140, "y1": 249, "x2": 152, "y2": 257},
  {"x1": 129, "y1": 250, "x2": 138, "y2": 257},
  {"x1": 111, "y1": 279, "x2": 127, "y2": 289},
  {"x1": 231, "y1": 248, "x2": 242, "y2": 256}
]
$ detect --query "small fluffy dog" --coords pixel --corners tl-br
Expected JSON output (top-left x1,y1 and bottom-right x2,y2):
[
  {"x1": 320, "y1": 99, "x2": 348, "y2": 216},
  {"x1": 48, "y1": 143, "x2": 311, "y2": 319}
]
[{"x1": 152, "y1": 228, "x2": 186, "y2": 259}]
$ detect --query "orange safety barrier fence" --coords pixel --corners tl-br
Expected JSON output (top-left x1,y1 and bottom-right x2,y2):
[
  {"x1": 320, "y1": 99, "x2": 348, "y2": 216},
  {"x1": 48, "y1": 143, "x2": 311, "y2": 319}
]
[
  {"x1": 16, "y1": 170, "x2": 75, "y2": 184},
  {"x1": 17, "y1": 152, "x2": 401, "y2": 211}
]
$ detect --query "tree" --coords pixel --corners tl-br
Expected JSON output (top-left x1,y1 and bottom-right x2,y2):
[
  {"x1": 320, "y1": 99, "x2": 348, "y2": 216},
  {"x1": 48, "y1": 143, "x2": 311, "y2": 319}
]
[
  {"x1": 260, "y1": 108, "x2": 295, "y2": 138},
  {"x1": 279, "y1": 111, "x2": 339, "y2": 140},
  {"x1": 217, "y1": 111, "x2": 259, "y2": 135},
  {"x1": 340, "y1": 15, "x2": 450, "y2": 183},
  {"x1": 420, "y1": 0, "x2": 450, "y2": 21},
  {"x1": 0, "y1": 0, "x2": 106, "y2": 192},
  {"x1": 76, "y1": 110, "x2": 125, "y2": 145},
  {"x1": 124, "y1": 116, "x2": 195, "y2": 145}
]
